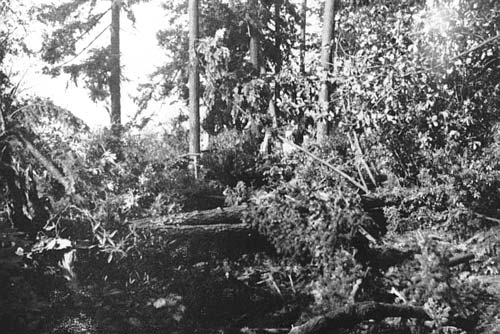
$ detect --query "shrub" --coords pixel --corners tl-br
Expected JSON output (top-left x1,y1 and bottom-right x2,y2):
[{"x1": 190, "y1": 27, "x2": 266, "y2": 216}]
[{"x1": 201, "y1": 129, "x2": 265, "y2": 187}]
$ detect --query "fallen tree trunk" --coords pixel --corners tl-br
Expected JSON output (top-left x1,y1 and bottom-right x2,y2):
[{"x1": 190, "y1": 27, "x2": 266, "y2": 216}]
[
  {"x1": 130, "y1": 207, "x2": 473, "y2": 266},
  {"x1": 129, "y1": 206, "x2": 274, "y2": 261},
  {"x1": 131, "y1": 195, "x2": 384, "y2": 230},
  {"x1": 288, "y1": 302, "x2": 430, "y2": 334},
  {"x1": 140, "y1": 222, "x2": 250, "y2": 234},
  {"x1": 131, "y1": 205, "x2": 247, "y2": 228},
  {"x1": 361, "y1": 247, "x2": 474, "y2": 270},
  {"x1": 447, "y1": 253, "x2": 475, "y2": 267},
  {"x1": 131, "y1": 218, "x2": 274, "y2": 262},
  {"x1": 131, "y1": 194, "x2": 384, "y2": 228}
]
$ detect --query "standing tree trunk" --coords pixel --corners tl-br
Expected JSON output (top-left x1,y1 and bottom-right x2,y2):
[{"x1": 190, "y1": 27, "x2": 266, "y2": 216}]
[
  {"x1": 0, "y1": 111, "x2": 5, "y2": 134},
  {"x1": 300, "y1": 0, "x2": 307, "y2": 75},
  {"x1": 110, "y1": 0, "x2": 121, "y2": 146},
  {"x1": 248, "y1": 0, "x2": 268, "y2": 153},
  {"x1": 189, "y1": 0, "x2": 200, "y2": 172},
  {"x1": 275, "y1": 0, "x2": 282, "y2": 76},
  {"x1": 317, "y1": 0, "x2": 337, "y2": 142},
  {"x1": 249, "y1": 0, "x2": 260, "y2": 74},
  {"x1": 0, "y1": 94, "x2": 5, "y2": 133},
  {"x1": 269, "y1": 0, "x2": 281, "y2": 129},
  {"x1": 260, "y1": 0, "x2": 282, "y2": 155}
]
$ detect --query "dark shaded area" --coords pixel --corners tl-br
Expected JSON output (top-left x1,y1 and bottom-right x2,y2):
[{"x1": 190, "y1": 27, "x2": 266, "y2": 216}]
[{"x1": 289, "y1": 302, "x2": 430, "y2": 334}]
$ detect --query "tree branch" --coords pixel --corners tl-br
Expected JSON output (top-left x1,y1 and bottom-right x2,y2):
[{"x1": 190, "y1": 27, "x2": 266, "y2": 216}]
[
  {"x1": 278, "y1": 135, "x2": 368, "y2": 193},
  {"x1": 289, "y1": 302, "x2": 430, "y2": 334},
  {"x1": 57, "y1": 24, "x2": 111, "y2": 68},
  {"x1": 2, "y1": 130, "x2": 74, "y2": 193},
  {"x1": 447, "y1": 253, "x2": 474, "y2": 267}
]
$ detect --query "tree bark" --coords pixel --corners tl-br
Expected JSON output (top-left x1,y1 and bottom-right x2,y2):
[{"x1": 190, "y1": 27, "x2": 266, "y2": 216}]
[
  {"x1": 131, "y1": 195, "x2": 385, "y2": 230},
  {"x1": 271, "y1": 0, "x2": 282, "y2": 125},
  {"x1": 447, "y1": 253, "x2": 474, "y2": 267},
  {"x1": 274, "y1": 0, "x2": 282, "y2": 75},
  {"x1": 189, "y1": 0, "x2": 200, "y2": 157},
  {"x1": 317, "y1": 0, "x2": 337, "y2": 141},
  {"x1": 110, "y1": 0, "x2": 121, "y2": 141},
  {"x1": 131, "y1": 205, "x2": 247, "y2": 228},
  {"x1": 300, "y1": 0, "x2": 307, "y2": 75},
  {"x1": 248, "y1": 0, "x2": 260, "y2": 74},
  {"x1": 0, "y1": 104, "x2": 5, "y2": 134},
  {"x1": 261, "y1": 0, "x2": 284, "y2": 155},
  {"x1": 130, "y1": 204, "x2": 474, "y2": 267},
  {"x1": 130, "y1": 207, "x2": 274, "y2": 261},
  {"x1": 288, "y1": 302, "x2": 430, "y2": 334}
]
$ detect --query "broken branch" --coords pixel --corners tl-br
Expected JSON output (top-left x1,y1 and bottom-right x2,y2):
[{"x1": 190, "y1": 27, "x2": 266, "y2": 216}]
[
  {"x1": 288, "y1": 302, "x2": 430, "y2": 334},
  {"x1": 278, "y1": 135, "x2": 368, "y2": 193}
]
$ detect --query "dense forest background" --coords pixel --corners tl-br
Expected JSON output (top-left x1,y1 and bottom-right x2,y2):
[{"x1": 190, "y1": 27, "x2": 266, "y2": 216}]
[{"x1": 1, "y1": 0, "x2": 500, "y2": 333}]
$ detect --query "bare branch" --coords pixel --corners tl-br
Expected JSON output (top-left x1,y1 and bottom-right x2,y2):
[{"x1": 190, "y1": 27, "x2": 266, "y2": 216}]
[{"x1": 278, "y1": 135, "x2": 369, "y2": 193}]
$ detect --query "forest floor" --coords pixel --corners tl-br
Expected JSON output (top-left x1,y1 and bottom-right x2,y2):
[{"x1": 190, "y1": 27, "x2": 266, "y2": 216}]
[
  {"x1": 47, "y1": 220, "x2": 500, "y2": 334},
  {"x1": 50, "y1": 240, "x2": 302, "y2": 333},
  {"x1": 3, "y1": 200, "x2": 500, "y2": 334}
]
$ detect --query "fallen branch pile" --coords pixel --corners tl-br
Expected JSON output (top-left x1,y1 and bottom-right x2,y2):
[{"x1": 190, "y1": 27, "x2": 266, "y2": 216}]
[
  {"x1": 129, "y1": 205, "x2": 476, "y2": 267},
  {"x1": 288, "y1": 302, "x2": 430, "y2": 334}
]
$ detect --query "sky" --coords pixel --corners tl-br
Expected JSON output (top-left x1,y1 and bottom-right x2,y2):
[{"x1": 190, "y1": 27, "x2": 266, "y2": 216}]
[
  {"x1": 7, "y1": 0, "x2": 449, "y2": 130},
  {"x1": 9, "y1": 0, "x2": 183, "y2": 129},
  {"x1": 6, "y1": 0, "x2": 324, "y2": 130}
]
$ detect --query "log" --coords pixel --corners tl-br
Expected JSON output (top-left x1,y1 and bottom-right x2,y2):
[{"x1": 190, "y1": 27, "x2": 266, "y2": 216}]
[
  {"x1": 359, "y1": 246, "x2": 415, "y2": 270},
  {"x1": 238, "y1": 328, "x2": 289, "y2": 334},
  {"x1": 288, "y1": 302, "x2": 430, "y2": 334},
  {"x1": 130, "y1": 195, "x2": 385, "y2": 230},
  {"x1": 130, "y1": 207, "x2": 473, "y2": 266},
  {"x1": 142, "y1": 222, "x2": 250, "y2": 234},
  {"x1": 359, "y1": 246, "x2": 474, "y2": 270},
  {"x1": 131, "y1": 205, "x2": 247, "y2": 228},
  {"x1": 129, "y1": 206, "x2": 275, "y2": 261},
  {"x1": 131, "y1": 217, "x2": 274, "y2": 262},
  {"x1": 447, "y1": 253, "x2": 474, "y2": 267}
]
